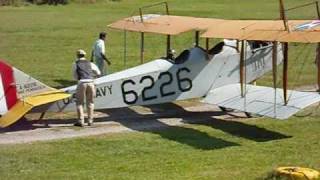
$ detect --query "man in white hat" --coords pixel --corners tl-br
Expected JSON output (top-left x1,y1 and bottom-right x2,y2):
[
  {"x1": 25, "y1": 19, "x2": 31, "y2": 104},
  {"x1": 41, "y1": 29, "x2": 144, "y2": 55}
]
[{"x1": 72, "y1": 49, "x2": 101, "y2": 127}]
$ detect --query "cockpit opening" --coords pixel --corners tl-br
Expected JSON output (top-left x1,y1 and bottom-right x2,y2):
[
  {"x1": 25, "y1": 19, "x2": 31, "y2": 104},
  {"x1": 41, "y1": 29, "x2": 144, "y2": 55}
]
[
  {"x1": 208, "y1": 42, "x2": 225, "y2": 55},
  {"x1": 174, "y1": 50, "x2": 190, "y2": 64},
  {"x1": 248, "y1": 41, "x2": 270, "y2": 50},
  {"x1": 162, "y1": 49, "x2": 190, "y2": 64}
]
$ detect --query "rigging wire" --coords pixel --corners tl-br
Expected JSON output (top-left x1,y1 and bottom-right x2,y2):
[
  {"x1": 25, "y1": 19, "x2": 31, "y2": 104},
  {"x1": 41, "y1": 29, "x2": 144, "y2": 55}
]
[
  {"x1": 286, "y1": 43, "x2": 311, "y2": 102},
  {"x1": 288, "y1": 44, "x2": 320, "y2": 118}
]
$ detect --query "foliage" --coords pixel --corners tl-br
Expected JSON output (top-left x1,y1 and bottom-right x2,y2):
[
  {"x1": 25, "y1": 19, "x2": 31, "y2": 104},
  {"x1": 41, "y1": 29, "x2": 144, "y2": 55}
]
[{"x1": 0, "y1": 0, "x2": 124, "y2": 6}]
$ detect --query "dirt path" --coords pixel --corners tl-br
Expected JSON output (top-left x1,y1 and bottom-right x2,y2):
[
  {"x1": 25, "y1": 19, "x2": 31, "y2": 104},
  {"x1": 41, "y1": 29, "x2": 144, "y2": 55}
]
[{"x1": 0, "y1": 103, "x2": 247, "y2": 144}]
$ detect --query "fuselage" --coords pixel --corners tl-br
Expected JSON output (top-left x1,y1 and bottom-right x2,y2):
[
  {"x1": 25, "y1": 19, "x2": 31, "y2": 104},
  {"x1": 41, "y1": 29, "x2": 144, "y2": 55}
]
[{"x1": 45, "y1": 40, "x2": 283, "y2": 112}]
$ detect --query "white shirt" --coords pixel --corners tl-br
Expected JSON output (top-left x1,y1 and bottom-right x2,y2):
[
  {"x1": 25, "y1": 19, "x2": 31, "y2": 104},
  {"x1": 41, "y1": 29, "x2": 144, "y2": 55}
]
[
  {"x1": 72, "y1": 58, "x2": 101, "y2": 82},
  {"x1": 92, "y1": 39, "x2": 105, "y2": 59}
]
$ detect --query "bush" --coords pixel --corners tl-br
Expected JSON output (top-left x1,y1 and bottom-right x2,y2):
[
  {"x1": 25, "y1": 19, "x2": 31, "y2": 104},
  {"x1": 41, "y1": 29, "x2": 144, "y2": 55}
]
[
  {"x1": 0, "y1": 0, "x2": 13, "y2": 5},
  {"x1": 0, "y1": 0, "x2": 30, "y2": 6},
  {"x1": 0, "y1": 0, "x2": 68, "y2": 6}
]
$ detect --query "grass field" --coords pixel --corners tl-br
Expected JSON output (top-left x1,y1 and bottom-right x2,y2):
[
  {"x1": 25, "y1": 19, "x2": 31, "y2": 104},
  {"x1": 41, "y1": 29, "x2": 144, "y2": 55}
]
[{"x1": 1, "y1": 0, "x2": 320, "y2": 179}]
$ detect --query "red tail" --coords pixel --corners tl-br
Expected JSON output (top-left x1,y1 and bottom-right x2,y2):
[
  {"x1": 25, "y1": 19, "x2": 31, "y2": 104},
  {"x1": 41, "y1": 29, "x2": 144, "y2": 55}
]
[{"x1": 0, "y1": 60, "x2": 18, "y2": 114}]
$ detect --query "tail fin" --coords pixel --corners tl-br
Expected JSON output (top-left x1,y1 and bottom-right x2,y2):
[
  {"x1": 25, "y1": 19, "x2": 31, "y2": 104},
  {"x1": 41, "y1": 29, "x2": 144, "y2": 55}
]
[
  {"x1": 0, "y1": 60, "x2": 70, "y2": 127},
  {"x1": 0, "y1": 61, "x2": 17, "y2": 115},
  {"x1": 0, "y1": 60, "x2": 52, "y2": 116},
  {"x1": 13, "y1": 65, "x2": 54, "y2": 99}
]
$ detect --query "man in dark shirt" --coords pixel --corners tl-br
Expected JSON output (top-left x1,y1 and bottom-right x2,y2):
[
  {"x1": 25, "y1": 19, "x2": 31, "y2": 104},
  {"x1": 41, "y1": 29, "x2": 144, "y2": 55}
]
[{"x1": 72, "y1": 49, "x2": 101, "y2": 127}]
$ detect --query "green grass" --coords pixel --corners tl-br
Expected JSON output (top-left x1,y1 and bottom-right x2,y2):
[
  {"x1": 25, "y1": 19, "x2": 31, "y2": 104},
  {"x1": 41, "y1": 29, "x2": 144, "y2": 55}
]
[
  {"x1": 1, "y1": 112, "x2": 320, "y2": 179},
  {"x1": 1, "y1": 0, "x2": 320, "y2": 179}
]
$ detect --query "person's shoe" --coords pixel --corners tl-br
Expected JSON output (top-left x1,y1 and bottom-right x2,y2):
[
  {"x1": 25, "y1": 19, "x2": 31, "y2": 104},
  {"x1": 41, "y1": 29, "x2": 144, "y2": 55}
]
[{"x1": 74, "y1": 122, "x2": 84, "y2": 127}]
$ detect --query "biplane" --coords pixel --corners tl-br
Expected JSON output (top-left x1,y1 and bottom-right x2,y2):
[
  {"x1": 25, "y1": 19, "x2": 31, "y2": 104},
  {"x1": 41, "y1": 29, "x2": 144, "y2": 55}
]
[{"x1": 1, "y1": 0, "x2": 320, "y2": 128}]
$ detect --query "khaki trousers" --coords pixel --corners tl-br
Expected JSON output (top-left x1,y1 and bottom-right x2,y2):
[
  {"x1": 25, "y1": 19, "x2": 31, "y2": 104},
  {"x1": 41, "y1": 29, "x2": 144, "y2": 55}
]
[{"x1": 76, "y1": 82, "x2": 95, "y2": 124}]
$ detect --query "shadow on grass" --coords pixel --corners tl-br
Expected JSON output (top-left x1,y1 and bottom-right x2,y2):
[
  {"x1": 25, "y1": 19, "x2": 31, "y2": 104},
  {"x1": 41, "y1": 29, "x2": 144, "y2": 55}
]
[
  {"x1": 95, "y1": 103, "x2": 290, "y2": 149},
  {"x1": 0, "y1": 117, "x2": 79, "y2": 133},
  {"x1": 145, "y1": 103, "x2": 291, "y2": 142},
  {"x1": 0, "y1": 118, "x2": 36, "y2": 133},
  {"x1": 133, "y1": 103, "x2": 291, "y2": 142},
  {"x1": 96, "y1": 106, "x2": 239, "y2": 150},
  {"x1": 186, "y1": 118, "x2": 291, "y2": 142},
  {"x1": 0, "y1": 103, "x2": 291, "y2": 149}
]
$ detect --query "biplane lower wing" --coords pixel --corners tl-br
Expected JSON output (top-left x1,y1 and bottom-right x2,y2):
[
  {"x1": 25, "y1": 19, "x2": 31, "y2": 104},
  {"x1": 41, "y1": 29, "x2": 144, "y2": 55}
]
[{"x1": 202, "y1": 84, "x2": 320, "y2": 119}]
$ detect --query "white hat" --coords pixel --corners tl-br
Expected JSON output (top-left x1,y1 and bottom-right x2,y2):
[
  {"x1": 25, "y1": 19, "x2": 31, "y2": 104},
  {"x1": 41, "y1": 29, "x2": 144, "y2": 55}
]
[{"x1": 77, "y1": 49, "x2": 86, "y2": 56}]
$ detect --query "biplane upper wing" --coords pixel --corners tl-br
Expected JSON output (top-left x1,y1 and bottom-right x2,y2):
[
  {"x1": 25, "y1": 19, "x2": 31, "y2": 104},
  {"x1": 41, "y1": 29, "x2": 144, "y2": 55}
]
[
  {"x1": 108, "y1": 15, "x2": 221, "y2": 35},
  {"x1": 108, "y1": 14, "x2": 320, "y2": 43},
  {"x1": 201, "y1": 20, "x2": 320, "y2": 43}
]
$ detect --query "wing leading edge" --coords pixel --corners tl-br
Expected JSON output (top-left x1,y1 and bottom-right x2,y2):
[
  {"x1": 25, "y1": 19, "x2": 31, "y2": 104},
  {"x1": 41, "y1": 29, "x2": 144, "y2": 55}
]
[{"x1": 202, "y1": 84, "x2": 320, "y2": 119}]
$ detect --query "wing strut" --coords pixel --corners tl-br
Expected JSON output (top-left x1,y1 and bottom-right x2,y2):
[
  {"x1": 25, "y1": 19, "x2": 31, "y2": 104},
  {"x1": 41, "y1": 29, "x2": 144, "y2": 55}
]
[
  {"x1": 240, "y1": 40, "x2": 246, "y2": 97},
  {"x1": 316, "y1": 1, "x2": 320, "y2": 18},
  {"x1": 195, "y1": 31, "x2": 200, "y2": 47},
  {"x1": 272, "y1": 42, "x2": 278, "y2": 116},
  {"x1": 139, "y1": 7, "x2": 145, "y2": 64},
  {"x1": 206, "y1": 38, "x2": 210, "y2": 52},
  {"x1": 316, "y1": 2, "x2": 320, "y2": 92},
  {"x1": 282, "y1": 42, "x2": 289, "y2": 105},
  {"x1": 317, "y1": 43, "x2": 320, "y2": 92},
  {"x1": 280, "y1": 0, "x2": 289, "y2": 104},
  {"x1": 123, "y1": 30, "x2": 127, "y2": 67},
  {"x1": 140, "y1": 32, "x2": 145, "y2": 64},
  {"x1": 279, "y1": 0, "x2": 289, "y2": 31},
  {"x1": 166, "y1": 35, "x2": 171, "y2": 58}
]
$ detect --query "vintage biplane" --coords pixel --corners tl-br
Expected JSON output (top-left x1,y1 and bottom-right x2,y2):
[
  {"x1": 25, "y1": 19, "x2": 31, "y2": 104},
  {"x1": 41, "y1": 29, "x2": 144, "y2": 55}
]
[{"x1": 1, "y1": 0, "x2": 320, "y2": 128}]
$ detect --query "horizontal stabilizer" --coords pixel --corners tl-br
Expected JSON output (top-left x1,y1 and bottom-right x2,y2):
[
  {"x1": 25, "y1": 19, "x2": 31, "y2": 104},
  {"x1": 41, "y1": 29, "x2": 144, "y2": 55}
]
[
  {"x1": 0, "y1": 90, "x2": 70, "y2": 128},
  {"x1": 202, "y1": 84, "x2": 320, "y2": 119},
  {"x1": 0, "y1": 101, "x2": 33, "y2": 128},
  {"x1": 23, "y1": 90, "x2": 70, "y2": 107}
]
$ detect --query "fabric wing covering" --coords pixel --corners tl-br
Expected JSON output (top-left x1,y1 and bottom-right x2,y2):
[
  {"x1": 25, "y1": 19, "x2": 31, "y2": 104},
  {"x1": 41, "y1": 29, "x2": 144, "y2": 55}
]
[
  {"x1": 108, "y1": 15, "x2": 320, "y2": 43},
  {"x1": 202, "y1": 84, "x2": 320, "y2": 119}
]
